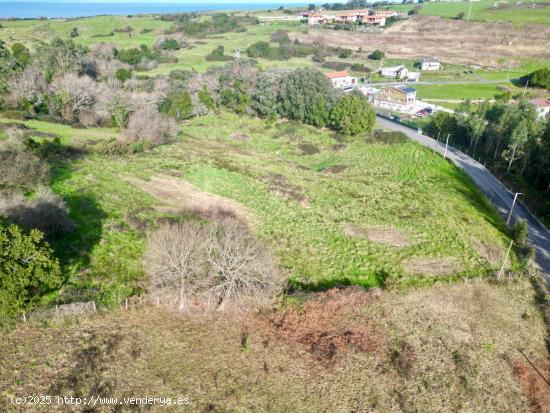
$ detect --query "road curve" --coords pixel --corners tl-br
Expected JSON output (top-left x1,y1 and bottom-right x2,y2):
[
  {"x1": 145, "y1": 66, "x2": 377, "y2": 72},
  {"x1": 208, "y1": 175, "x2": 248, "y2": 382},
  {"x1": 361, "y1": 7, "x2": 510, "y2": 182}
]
[{"x1": 376, "y1": 116, "x2": 550, "y2": 283}]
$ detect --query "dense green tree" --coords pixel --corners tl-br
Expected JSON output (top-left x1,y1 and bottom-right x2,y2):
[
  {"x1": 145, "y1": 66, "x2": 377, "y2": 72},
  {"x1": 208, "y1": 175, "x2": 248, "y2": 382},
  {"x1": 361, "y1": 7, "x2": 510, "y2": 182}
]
[
  {"x1": 527, "y1": 67, "x2": 550, "y2": 89},
  {"x1": 251, "y1": 68, "x2": 290, "y2": 118},
  {"x1": 277, "y1": 69, "x2": 337, "y2": 127},
  {"x1": 0, "y1": 222, "x2": 62, "y2": 327},
  {"x1": 330, "y1": 92, "x2": 375, "y2": 135},
  {"x1": 369, "y1": 49, "x2": 385, "y2": 60},
  {"x1": 115, "y1": 67, "x2": 132, "y2": 83}
]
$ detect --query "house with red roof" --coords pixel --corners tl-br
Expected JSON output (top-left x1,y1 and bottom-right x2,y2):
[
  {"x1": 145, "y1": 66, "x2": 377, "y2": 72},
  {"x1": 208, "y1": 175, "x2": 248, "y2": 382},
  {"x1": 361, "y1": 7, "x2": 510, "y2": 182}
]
[
  {"x1": 326, "y1": 71, "x2": 357, "y2": 89},
  {"x1": 530, "y1": 98, "x2": 550, "y2": 119}
]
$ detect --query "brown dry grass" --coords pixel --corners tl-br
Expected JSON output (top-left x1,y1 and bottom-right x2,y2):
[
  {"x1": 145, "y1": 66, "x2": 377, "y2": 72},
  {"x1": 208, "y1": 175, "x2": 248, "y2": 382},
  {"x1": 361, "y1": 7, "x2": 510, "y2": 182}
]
[
  {"x1": 0, "y1": 280, "x2": 547, "y2": 412},
  {"x1": 124, "y1": 173, "x2": 257, "y2": 225},
  {"x1": 404, "y1": 256, "x2": 462, "y2": 276},
  {"x1": 513, "y1": 357, "x2": 550, "y2": 413},
  {"x1": 291, "y1": 15, "x2": 550, "y2": 67},
  {"x1": 344, "y1": 224, "x2": 412, "y2": 247}
]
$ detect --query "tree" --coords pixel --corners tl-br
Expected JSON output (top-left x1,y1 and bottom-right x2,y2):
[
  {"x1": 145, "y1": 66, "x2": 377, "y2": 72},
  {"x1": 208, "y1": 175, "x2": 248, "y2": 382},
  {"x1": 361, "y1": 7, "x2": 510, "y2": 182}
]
[
  {"x1": 527, "y1": 68, "x2": 550, "y2": 89},
  {"x1": 166, "y1": 90, "x2": 194, "y2": 120},
  {"x1": 252, "y1": 68, "x2": 290, "y2": 118},
  {"x1": 0, "y1": 222, "x2": 62, "y2": 327},
  {"x1": 10, "y1": 43, "x2": 30, "y2": 68},
  {"x1": 277, "y1": 68, "x2": 337, "y2": 127},
  {"x1": 369, "y1": 49, "x2": 385, "y2": 60},
  {"x1": 330, "y1": 92, "x2": 375, "y2": 135}
]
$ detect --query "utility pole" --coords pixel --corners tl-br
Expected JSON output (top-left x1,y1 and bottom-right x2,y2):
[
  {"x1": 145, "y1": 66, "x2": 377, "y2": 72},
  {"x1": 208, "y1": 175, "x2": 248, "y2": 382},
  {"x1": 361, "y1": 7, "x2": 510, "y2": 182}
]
[
  {"x1": 522, "y1": 78, "x2": 529, "y2": 97},
  {"x1": 444, "y1": 134, "x2": 450, "y2": 159},
  {"x1": 506, "y1": 192, "x2": 522, "y2": 226},
  {"x1": 467, "y1": 2, "x2": 473, "y2": 21},
  {"x1": 498, "y1": 240, "x2": 513, "y2": 279},
  {"x1": 506, "y1": 58, "x2": 512, "y2": 80}
]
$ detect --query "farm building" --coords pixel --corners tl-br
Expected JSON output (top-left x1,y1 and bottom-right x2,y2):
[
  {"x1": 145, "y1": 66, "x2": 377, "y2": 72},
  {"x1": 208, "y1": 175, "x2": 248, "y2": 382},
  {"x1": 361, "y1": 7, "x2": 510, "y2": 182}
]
[
  {"x1": 326, "y1": 70, "x2": 357, "y2": 88},
  {"x1": 380, "y1": 65, "x2": 409, "y2": 79},
  {"x1": 420, "y1": 57, "x2": 441, "y2": 71}
]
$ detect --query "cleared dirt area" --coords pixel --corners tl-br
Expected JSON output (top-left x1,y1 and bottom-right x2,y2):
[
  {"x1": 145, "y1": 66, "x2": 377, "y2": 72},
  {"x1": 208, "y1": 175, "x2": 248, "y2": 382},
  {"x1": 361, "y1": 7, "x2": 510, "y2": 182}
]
[
  {"x1": 291, "y1": 15, "x2": 550, "y2": 67},
  {"x1": 344, "y1": 224, "x2": 413, "y2": 247},
  {"x1": 1, "y1": 281, "x2": 547, "y2": 412},
  {"x1": 405, "y1": 257, "x2": 462, "y2": 276},
  {"x1": 125, "y1": 173, "x2": 257, "y2": 224}
]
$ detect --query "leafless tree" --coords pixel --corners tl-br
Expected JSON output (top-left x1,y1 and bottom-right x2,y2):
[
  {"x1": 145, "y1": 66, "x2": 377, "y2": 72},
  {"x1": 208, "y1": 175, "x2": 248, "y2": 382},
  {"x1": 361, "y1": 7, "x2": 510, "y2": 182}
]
[
  {"x1": 122, "y1": 106, "x2": 177, "y2": 144},
  {"x1": 6, "y1": 66, "x2": 48, "y2": 107},
  {"x1": 144, "y1": 218, "x2": 281, "y2": 313}
]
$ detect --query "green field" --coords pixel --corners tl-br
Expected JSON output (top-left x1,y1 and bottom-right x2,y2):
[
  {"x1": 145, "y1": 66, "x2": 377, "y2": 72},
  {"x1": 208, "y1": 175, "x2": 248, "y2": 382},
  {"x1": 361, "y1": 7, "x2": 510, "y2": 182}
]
[
  {"x1": 414, "y1": 82, "x2": 521, "y2": 100},
  {"x1": 0, "y1": 112, "x2": 517, "y2": 305},
  {"x1": 388, "y1": 0, "x2": 550, "y2": 26}
]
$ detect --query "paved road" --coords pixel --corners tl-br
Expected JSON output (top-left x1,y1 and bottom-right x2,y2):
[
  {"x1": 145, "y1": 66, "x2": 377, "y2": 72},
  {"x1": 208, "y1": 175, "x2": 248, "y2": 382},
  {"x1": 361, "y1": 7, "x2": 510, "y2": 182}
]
[
  {"x1": 364, "y1": 79, "x2": 511, "y2": 88},
  {"x1": 377, "y1": 116, "x2": 550, "y2": 283}
]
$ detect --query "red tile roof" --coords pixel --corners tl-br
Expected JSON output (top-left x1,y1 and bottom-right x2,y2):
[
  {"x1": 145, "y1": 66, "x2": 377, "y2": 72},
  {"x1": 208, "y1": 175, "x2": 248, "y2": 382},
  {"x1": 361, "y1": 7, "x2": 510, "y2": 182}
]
[
  {"x1": 326, "y1": 70, "x2": 349, "y2": 79},
  {"x1": 530, "y1": 98, "x2": 550, "y2": 108}
]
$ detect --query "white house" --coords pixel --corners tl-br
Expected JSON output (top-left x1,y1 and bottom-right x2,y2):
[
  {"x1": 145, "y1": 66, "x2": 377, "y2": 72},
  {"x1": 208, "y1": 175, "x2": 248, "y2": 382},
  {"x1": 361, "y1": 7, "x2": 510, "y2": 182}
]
[
  {"x1": 420, "y1": 57, "x2": 441, "y2": 71},
  {"x1": 380, "y1": 65, "x2": 409, "y2": 79},
  {"x1": 326, "y1": 70, "x2": 357, "y2": 88},
  {"x1": 358, "y1": 86, "x2": 381, "y2": 103},
  {"x1": 530, "y1": 98, "x2": 550, "y2": 119}
]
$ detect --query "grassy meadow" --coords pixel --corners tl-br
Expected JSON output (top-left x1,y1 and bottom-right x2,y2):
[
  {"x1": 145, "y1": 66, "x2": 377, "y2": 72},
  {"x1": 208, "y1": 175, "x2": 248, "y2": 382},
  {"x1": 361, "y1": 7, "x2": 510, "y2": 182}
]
[{"x1": 1, "y1": 111, "x2": 517, "y2": 306}]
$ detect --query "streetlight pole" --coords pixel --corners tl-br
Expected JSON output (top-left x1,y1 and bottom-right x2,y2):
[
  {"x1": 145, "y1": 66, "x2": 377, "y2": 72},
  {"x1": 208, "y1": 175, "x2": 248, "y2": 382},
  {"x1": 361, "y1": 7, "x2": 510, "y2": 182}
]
[
  {"x1": 498, "y1": 240, "x2": 513, "y2": 279},
  {"x1": 444, "y1": 134, "x2": 450, "y2": 159},
  {"x1": 506, "y1": 192, "x2": 522, "y2": 226}
]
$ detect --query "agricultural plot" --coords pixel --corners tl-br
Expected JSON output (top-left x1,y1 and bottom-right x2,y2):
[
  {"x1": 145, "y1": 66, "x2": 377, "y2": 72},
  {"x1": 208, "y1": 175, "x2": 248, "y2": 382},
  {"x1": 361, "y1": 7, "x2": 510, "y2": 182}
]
[{"x1": 0, "y1": 111, "x2": 516, "y2": 306}]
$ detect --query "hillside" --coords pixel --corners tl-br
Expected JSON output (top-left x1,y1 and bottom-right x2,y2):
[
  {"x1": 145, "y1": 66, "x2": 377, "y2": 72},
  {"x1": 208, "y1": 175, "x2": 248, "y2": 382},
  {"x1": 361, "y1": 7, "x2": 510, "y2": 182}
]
[{"x1": 1, "y1": 280, "x2": 548, "y2": 412}]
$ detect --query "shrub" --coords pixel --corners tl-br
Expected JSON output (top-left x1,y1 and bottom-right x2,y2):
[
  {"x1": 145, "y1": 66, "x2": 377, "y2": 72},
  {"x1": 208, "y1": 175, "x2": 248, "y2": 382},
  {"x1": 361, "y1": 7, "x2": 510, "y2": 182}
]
[
  {"x1": 0, "y1": 152, "x2": 49, "y2": 189},
  {"x1": 163, "y1": 90, "x2": 194, "y2": 120},
  {"x1": 206, "y1": 45, "x2": 233, "y2": 62},
  {"x1": 330, "y1": 93, "x2": 376, "y2": 135},
  {"x1": 527, "y1": 68, "x2": 550, "y2": 89},
  {"x1": 122, "y1": 107, "x2": 177, "y2": 145},
  {"x1": 145, "y1": 218, "x2": 281, "y2": 312},
  {"x1": 511, "y1": 219, "x2": 528, "y2": 245},
  {"x1": 0, "y1": 221, "x2": 62, "y2": 327},
  {"x1": 0, "y1": 188, "x2": 74, "y2": 239},
  {"x1": 115, "y1": 68, "x2": 132, "y2": 83},
  {"x1": 369, "y1": 49, "x2": 385, "y2": 60},
  {"x1": 198, "y1": 86, "x2": 215, "y2": 110}
]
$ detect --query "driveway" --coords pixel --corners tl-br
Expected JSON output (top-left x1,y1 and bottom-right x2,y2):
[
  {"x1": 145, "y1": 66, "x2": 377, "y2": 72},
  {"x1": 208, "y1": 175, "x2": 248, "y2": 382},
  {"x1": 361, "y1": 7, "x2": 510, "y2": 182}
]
[{"x1": 377, "y1": 116, "x2": 550, "y2": 284}]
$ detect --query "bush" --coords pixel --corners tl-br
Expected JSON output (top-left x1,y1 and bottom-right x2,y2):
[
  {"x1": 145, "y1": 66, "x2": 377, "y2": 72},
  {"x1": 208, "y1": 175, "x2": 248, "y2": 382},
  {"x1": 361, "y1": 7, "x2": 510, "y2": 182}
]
[
  {"x1": 0, "y1": 222, "x2": 62, "y2": 327},
  {"x1": 511, "y1": 219, "x2": 528, "y2": 245},
  {"x1": 163, "y1": 90, "x2": 194, "y2": 120},
  {"x1": 122, "y1": 107, "x2": 177, "y2": 145},
  {"x1": 206, "y1": 45, "x2": 233, "y2": 62},
  {"x1": 527, "y1": 68, "x2": 550, "y2": 89},
  {"x1": 145, "y1": 218, "x2": 281, "y2": 312},
  {"x1": 0, "y1": 188, "x2": 74, "y2": 240},
  {"x1": 369, "y1": 49, "x2": 385, "y2": 60},
  {"x1": 115, "y1": 68, "x2": 132, "y2": 83},
  {"x1": 330, "y1": 93, "x2": 376, "y2": 135},
  {"x1": 0, "y1": 151, "x2": 49, "y2": 190}
]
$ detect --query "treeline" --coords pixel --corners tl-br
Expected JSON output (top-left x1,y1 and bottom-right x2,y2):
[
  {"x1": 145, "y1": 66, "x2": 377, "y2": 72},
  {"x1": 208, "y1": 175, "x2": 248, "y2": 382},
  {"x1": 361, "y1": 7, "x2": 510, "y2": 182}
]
[
  {"x1": 425, "y1": 101, "x2": 550, "y2": 222},
  {"x1": 315, "y1": 0, "x2": 405, "y2": 11},
  {"x1": 163, "y1": 13, "x2": 259, "y2": 36}
]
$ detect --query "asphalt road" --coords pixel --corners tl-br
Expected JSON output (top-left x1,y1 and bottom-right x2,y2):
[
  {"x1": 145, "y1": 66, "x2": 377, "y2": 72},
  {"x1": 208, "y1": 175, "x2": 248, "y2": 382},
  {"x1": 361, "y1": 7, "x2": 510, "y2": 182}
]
[
  {"x1": 377, "y1": 116, "x2": 550, "y2": 283},
  {"x1": 364, "y1": 79, "x2": 511, "y2": 88}
]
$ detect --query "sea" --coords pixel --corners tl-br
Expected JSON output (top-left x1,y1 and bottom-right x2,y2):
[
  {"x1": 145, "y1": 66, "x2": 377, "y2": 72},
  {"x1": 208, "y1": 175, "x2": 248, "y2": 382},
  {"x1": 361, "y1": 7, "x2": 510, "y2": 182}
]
[{"x1": 0, "y1": 2, "x2": 309, "y2": 19}]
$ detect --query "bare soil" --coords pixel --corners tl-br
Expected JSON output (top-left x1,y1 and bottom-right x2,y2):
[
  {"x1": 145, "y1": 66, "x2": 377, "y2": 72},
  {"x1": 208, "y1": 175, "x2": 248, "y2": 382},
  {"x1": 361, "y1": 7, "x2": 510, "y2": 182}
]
[
  {"x1": 290, "y1": 15, "x2": 550, "y2": 67},
  {"x1": 404, "y1": 256, "x2": 462, "y2": 276},
  {"x1": 125, "y1": 173, "x2": 257, "y2": 224},
  {"x1": 344, "y1": 224, "x2": 412, "y2": 247}
]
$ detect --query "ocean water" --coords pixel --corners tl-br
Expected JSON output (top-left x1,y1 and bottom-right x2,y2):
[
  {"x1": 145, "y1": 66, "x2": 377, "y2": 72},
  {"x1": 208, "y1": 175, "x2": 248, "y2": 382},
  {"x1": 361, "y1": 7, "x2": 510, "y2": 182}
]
[{"x1": 0, "y1": 2, "x2": 308, "y2": 19}]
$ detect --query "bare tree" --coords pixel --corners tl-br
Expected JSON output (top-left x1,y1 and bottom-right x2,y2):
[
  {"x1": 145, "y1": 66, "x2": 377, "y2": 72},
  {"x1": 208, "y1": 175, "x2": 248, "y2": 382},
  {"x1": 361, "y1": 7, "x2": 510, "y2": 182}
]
[
  {"x1": 122, "y1": 106, "x2": 177, "y2": 144},
  {"x1": 144, "y1": 218, "x2": 281, "y2": 313}
]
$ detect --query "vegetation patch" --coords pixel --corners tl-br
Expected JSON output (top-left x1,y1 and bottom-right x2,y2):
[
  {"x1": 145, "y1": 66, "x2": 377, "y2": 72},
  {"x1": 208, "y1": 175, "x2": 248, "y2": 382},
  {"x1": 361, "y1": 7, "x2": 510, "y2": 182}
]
[
  {"x1": 344, "y1": 224, "x2": 413, "y2": 248},
  {"x1": 404, "y1": 257, "x2": 462, "y2": 276}
]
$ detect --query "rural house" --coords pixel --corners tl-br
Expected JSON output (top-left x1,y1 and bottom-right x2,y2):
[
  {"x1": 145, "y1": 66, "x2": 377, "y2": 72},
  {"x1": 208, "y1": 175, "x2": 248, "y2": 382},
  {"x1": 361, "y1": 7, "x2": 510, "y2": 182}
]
[
  {"x1": 380, "y1": 65, "x2": 409, "y2": 79},
  {"x1": 326, "y1": 70, "x2": 357, "y2": 89},
  {"x1": 530, "y1": 98, "x2": 550, "y2": 119},
  {"x1": 300, "y1": 11, "x2": 326, "y2": 25},
  {"x1": 381, "y1": 85, "x2": 417, "y2": 104},
  {"x1": 420, "y1": 57, "x2": 441, "y2": 71}
]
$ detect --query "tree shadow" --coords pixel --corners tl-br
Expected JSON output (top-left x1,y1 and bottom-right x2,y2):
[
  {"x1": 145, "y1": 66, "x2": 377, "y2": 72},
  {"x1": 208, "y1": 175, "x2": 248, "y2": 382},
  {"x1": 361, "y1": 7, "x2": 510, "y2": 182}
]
[{"x1": 286, "y1": 269, "x2": 388, "y2": 293}]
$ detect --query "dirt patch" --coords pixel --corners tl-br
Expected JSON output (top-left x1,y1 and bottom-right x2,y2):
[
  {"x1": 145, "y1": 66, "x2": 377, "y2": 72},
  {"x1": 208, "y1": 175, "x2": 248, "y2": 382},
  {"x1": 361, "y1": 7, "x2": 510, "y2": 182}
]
[
  {"x1": 124, "y1": 173, "x2": 256, "y2": 225},
  {"x1": 261, "y1": 173, "x2": 308, "y2": 207},
  {"x1": 267, "y1": 287, "x2": 384, "y2": 360},
  {"x1": 290, "y1": 15, "x2": 550, "y2": 67},
  {"x1": 323, "y1": 165, "x2": 348, "y2": 174},
  {"x1": 298, "y1": 143, "x2": 320, "y2": 155},
  {"x1": 344, "y1": 224, "x2": 412, "y2": 247},
  {"x1": 230, "y1": 133, "x2": 250, "y2": 142},
  {"x1": 404, "y1": 257, "x2": 462, "y2": 276},
  {"x1": 512, "y1": 357, "x2": 550, "y2": 413}
]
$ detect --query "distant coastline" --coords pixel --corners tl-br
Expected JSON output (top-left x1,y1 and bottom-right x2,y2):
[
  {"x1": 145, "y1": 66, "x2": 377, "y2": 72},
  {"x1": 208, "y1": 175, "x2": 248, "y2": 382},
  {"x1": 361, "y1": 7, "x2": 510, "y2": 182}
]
[{"x1": 0, "y1": 2, "x2": 309, "y2": 19}]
